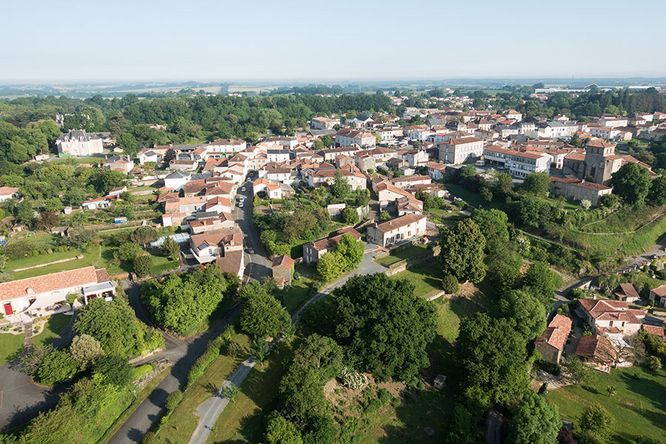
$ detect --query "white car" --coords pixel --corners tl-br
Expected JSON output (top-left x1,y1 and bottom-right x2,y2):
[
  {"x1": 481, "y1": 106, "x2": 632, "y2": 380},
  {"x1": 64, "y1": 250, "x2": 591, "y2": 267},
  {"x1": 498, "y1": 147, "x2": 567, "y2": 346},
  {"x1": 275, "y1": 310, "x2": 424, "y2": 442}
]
[
  {"x1": 241, "y1": 187, "x2": 246, "y2": 192},
  {"x1": 238, "y1": 201, "x2": 244, "y2": 208}
]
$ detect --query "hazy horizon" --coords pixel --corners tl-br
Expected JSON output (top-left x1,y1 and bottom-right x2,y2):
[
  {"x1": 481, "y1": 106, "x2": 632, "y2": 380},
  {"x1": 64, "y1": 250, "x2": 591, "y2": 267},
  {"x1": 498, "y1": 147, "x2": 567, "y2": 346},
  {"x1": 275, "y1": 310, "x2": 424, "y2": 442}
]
[{"x1": 3, "y1": 0, "x2": 666, "y2": 83}]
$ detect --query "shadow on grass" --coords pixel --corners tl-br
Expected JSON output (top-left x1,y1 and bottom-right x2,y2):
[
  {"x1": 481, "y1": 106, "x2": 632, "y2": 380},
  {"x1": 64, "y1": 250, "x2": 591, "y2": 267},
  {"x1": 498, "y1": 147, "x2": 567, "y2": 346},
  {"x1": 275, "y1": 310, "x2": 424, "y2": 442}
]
[{"x1": 213, "y1": 344, "x2": 292, "y2": 443}]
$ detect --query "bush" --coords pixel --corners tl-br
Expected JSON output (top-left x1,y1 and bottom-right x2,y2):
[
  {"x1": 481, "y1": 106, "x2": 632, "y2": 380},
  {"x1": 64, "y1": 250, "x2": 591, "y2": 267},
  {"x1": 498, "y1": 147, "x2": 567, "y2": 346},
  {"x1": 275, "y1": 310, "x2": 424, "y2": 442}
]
[
  {"x1": 92, "y1": 355, "x2": 133, "y2": 387},
  {"x1": 187, "y1": 334, "x2": 227, "y2": 387},
  {"x1": 441, "y1": 274, "x2": 459, "y2": 294},
  {"x1": 341, "y1": 207, "x2": 359, "y2": 224},
  {"x1": 165, "y1": 389, "x2": 183, "y2": 411},
  {"x1": 646, "y1": 355, "x2": 662, "y2": 372},
  {"x1": 36, "y1": 349, "x2": 78, "y2": 385},
  {"x1": 133, "y1": 255, "x2": 152, "y2": 277}
]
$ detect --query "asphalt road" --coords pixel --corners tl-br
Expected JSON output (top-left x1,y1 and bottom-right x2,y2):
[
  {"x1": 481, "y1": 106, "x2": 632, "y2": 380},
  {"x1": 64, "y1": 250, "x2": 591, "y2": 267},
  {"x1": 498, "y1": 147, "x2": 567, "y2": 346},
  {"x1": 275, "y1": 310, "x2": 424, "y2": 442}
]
[
  {"x1": 108, "y1": 180, "x2": 268, "y2": 443},
  {"x1": 235, "y1": 181, "x2": 272, "y2": 282}
]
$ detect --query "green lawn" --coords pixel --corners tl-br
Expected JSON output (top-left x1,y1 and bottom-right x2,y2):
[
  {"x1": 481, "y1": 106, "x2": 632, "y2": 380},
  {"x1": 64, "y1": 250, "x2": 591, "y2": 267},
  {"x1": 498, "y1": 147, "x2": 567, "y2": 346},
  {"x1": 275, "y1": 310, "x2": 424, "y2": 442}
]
[
  {"x1": 392, "y1": 260, "x2": 443, "y2": 299},
  {"x1": 547, "y1": 367, "x2": 666, "y2": 443},
  {"x1": 278, "y1": 277, "x2": 315, "y2": 314},
  {"x1": 0, "y1": 331, "x2": 24, "y2": 365},
  {"x1": 425, "y1": 207, "x2": 464, "y2": 227},
  {"x1": 376, "y1": 244, "x2": 430, "y2": 267},
  {"x1": 444, "y1": 182, "x2": 497, "y2": 209},
  {"x1": 154, "y1": 335, "x2": 250, "y2": 444},
  {"x1": 33, "y1": 313, "x2": 72, "y2": 347},
  {"x1": 8, "y1": 244, "x2": 105, "y2": 279},
  {"x1": 208, "y1": 343, "x2": 292, "y2": 443}
]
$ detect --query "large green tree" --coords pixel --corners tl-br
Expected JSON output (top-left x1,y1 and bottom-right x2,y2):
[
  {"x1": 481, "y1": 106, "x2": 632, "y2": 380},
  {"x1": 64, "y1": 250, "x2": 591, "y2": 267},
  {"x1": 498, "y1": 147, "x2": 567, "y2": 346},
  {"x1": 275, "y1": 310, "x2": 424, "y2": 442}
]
[
  {"x1": 647, "y1": 175, "x2": 666, "y2": 206},
  {"x1": 522, "y1": 172, "x2": 550, "y2": 196},
  {"x1": 74, "y1": 298, "x2": 151, "y2": 358},
  {"x1": 521, "y1": 261, "x2": 559, "y2": 307},
  {"x1": 142, "y1": 265, "x2": 236, "y2": 335},
  {"x1": 472, "y1": 209, "x2": 510, "y2": 250},
  {"x1": 611, "y1": 163, "x2": 651, "y2": 205},
  {"x1": 440, "y1": 219, "x2": 486, "y2": 284},
  {"x1": 456, "y1": 313, "x2": 530, "y2": 408},
  {"x1": 508, "y1": 392, "x2": 561, "y2": 444},
  {"x1": 239, "y1": 281, "x2": 291, "y2": 339},
  {"x1": 318, "y1": 273, "x2": 436, "y2": 382},
  {"x1": 499, "y1": 290, "x2": 547, "y2": 341}
]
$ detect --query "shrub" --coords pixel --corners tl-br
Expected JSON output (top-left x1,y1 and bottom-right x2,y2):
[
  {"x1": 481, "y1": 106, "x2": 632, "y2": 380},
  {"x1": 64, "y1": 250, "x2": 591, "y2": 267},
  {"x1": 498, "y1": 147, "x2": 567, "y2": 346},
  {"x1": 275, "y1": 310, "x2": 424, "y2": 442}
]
[
  {"x1": 36, "y1": 349, "x2": 78, "y2": 385},
  {"x1": 646, "y1": 355, "x2": 662, "y2": 372},
  {"x1": 133, "y1": 255, "x2": 152, "y2": 277},
  {"x1": 442, "y1": 274, "x2": 459, "y2": 294},
  {"x1": 165, "y1": 389, "x2": 183, "y2": 411},
  {"x1": 92, "y1": 355, "x2": 133, "y2": 387},
  {"x1": 187, "y1": 334, "x2": 227, "y2": 387}
]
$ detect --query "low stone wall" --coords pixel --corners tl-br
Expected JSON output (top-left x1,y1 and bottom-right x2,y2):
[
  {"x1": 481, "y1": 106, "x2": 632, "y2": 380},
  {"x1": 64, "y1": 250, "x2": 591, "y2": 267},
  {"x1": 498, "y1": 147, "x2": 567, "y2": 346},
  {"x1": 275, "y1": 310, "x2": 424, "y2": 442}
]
[{"x1": 382, "y1": 247, "x2": 437, "y2": 276}]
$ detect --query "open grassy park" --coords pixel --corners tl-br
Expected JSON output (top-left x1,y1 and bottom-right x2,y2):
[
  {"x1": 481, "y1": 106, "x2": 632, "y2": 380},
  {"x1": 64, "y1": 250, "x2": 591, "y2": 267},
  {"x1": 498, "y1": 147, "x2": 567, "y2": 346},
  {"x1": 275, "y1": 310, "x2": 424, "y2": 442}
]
[{"x1": 547, "y1": 367, "x2": 666, "y2": 443}]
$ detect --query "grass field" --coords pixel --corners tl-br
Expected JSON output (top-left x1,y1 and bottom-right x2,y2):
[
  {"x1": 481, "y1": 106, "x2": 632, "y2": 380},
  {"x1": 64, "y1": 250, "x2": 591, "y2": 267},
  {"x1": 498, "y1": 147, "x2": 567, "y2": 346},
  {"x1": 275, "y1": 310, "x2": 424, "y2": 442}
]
[
  {"x1": 7, "y1": 242, "x2": 177, "y2": 280},
  {"x1": 278, "y1": 277, "x2": 315, "y2": 314},
  {"x1": 376, "y1": 243, "x2": 430, "y2": 267},
  {"x1": 154, "y1": 335, "x2": 250, "y2": 444},
  {"x1": 208, "y1": 343, "x2": 292, "y2": 443},
  {"x1": 547, "y1": 367, "x2": 666, "y2": 443},
  {"x1": 425, "y1": 207, "x2": 465, "y2": 226},
  {"x1": 565, "y1": 210, "x2": 666, "y2": 258},
  {"x1": 391, "y1": 260, "x2": 443, "y2": 299},
  {"x1": 33, "y1": 313, "x2": 71, "y2": 347},
  {"x1": 0, "y1": 331, "x2": 24, "y2": 365}
]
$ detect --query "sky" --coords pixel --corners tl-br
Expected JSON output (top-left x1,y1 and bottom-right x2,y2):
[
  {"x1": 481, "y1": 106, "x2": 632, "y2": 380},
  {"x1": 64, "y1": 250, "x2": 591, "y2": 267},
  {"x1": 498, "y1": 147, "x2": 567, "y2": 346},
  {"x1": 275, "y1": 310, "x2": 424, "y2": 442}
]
[{"x1": 2, "y1": 0, "x2": 666, "y2": 83}]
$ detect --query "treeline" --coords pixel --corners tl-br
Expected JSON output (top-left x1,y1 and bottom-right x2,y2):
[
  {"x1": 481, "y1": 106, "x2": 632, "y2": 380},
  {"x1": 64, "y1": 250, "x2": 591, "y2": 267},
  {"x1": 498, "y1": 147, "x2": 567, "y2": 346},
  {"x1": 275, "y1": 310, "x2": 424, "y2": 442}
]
[
  {"x1": 498, "y1": 88, "x2": 666, "y2": 120},
  {"x1": 0, "y1": 92, "x2": 393, "y2": 161}
]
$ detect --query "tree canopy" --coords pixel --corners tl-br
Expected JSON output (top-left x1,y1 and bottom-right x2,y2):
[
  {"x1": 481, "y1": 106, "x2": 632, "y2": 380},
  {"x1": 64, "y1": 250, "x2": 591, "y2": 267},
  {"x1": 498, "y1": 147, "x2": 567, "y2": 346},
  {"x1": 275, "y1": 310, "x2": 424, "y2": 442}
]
[
  {"x1": 239, "y1": 281, "x2": 292, "y2": 339},
  {"x1": 142, "y1": 265, "x2": 237, "y2": 335},
  {"x1": 74, "y1": 298, "x2": 153, "y2": 358},
  {"x1": 456, "y1": 313, "x2": 530, "y2": 408},
  {"x1": 316, "y1": 273, "x2": 436, "y2": 382},
  {"x1": 508, "y1": 392, "x2": 561, "y2": 444},
  {"x1": 440, "y1": 219, "x2": 486, "y2": 284},
  {"x1": 611, "y1": 163, "x2": 652, "y2": 205}
]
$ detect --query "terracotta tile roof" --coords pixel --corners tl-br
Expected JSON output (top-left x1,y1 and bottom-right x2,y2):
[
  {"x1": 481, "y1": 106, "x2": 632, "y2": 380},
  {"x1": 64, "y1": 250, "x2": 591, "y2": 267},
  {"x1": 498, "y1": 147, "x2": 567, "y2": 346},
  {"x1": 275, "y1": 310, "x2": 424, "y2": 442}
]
[
  {"x1": 443, "y1": 136, "x2": 481, "y2": 145},
  {"x1": 374, "y1": 214, "x2": 426, "y2": 233},
  {"x1": 0, "y1": 266, "x2": 107, "y2": 302},
  {"x1": 191, "y1": 227, "x2": 243, "y2": 249},
  {"x1": 652, "y1": 284, "x2": 666, "y2": 297},
  {"x1": 0, "y1": 187, "x2": 19, "y2": 196},
  {"x1": 309, "y1": 227, "x2": 361, "y2": 252},
  {"x1": 575, "y1": 335, "x2": 618, "y2": 364},
  {"x1": 536, "y1": 314, "x2": 572, "y2": 352},
  {"x1": 616, "y1": 283, "x2": 640, "y2": 300},
  {"x1": 272, "y1": 255, "x2": 295, "y2": 268},
  {"x1": 641, "y1": 324, "x2": 665, "y2": 338},
  {"x1": 586, "y1": 138, "x2": 616, "y2": 149},
  {"x1": 216, "y1": 250, "x2": 244, "y2": 276}
]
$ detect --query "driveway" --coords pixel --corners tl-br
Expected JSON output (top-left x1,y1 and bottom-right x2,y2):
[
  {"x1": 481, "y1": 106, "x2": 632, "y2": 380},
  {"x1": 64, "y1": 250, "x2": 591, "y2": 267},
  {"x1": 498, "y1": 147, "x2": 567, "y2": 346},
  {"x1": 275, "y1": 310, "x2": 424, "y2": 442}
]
[{"x1": 0, "y1": 365, "x2": 68, "y2": 431}]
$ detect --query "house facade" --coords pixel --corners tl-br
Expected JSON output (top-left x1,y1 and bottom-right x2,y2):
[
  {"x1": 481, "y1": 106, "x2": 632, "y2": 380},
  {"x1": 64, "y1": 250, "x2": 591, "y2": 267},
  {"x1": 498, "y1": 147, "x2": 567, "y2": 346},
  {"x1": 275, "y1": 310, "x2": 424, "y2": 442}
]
[
  {"x1": 1, "y1": 266, "x2": 115, "y2": 318},
  {"x1": 438, "y1": 137, "x2": 484, "y2": 164},
  {"x1": 56, "y1": 130, "x2": 104, "y2": 157},
  {"x1": 366, "y1": 214, "x2": 427, "y2": 247}
]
